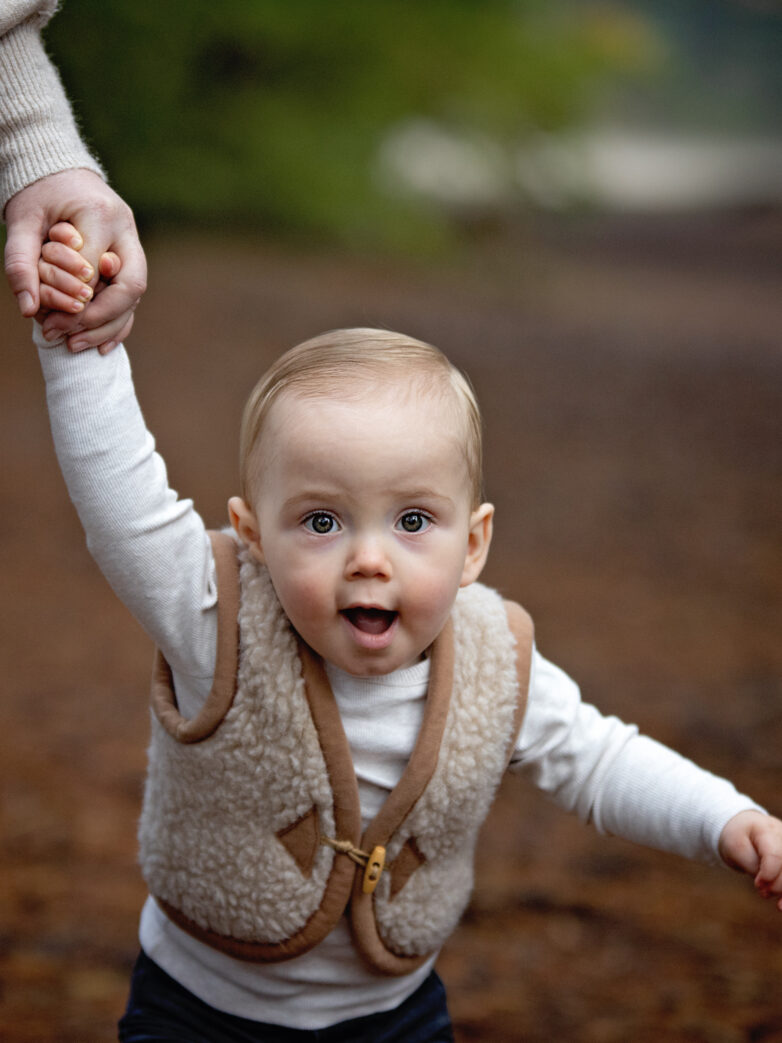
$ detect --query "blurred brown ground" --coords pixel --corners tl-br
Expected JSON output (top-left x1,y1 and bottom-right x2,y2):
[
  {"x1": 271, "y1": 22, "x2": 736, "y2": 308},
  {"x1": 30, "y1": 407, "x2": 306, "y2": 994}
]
[{"x1": 1, "y1": 214, "x2": 781, "y2": 1041}]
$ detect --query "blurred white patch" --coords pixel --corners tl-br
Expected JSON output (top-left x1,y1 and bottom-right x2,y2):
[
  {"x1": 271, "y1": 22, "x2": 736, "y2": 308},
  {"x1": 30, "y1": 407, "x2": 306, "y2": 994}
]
[
  {"x1": 376, "y1": 118, "x2": 513, "y2": 210},
  {"x1": 517, "y1": 131, "x2": 782, "y2": 211},
  {"x1": 378, "y1": 119, "x2": 782, "y2": 213}
]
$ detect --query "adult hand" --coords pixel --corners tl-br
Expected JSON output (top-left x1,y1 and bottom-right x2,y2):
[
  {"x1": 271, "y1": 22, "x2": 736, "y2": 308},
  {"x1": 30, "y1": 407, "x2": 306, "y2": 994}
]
[{"x1": 4, "y1": 168, "x2": 147, "y2": 352}]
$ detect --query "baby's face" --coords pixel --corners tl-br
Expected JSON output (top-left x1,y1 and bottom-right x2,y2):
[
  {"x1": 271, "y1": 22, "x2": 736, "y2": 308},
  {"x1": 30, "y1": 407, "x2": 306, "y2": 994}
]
[{"x1": 241, "y1": 384, "x2": 492, "y2": 677}]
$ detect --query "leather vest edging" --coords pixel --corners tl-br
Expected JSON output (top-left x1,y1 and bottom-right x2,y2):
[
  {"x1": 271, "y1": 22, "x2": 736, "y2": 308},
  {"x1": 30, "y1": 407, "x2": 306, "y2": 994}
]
[{"x1": 140, "y1": 531, "x2": 533, "y2": 975}]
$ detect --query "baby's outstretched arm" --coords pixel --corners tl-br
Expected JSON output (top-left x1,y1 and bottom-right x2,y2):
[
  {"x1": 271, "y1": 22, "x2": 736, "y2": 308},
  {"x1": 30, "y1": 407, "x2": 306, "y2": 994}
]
[
  {"x1": 719, "y1": 810, "x2": 782, "y2": 911},
  {"x1": 38, "y1": 222, "x2": 121, "y2": 349},
  {"x1": 33, "y1": 261, "x2": 217, "y2": 702}
]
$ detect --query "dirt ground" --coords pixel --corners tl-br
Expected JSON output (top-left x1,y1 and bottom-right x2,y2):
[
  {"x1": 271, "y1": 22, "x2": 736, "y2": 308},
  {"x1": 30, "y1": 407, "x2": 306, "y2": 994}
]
[{"x1": 1, "y1": 213, "x2": 781, "y2": 1041}]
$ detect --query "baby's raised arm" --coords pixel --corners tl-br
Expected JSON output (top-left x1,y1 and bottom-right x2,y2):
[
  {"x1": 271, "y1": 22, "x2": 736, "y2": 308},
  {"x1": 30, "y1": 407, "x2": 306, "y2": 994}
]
[{"x1": 33, "y1": 237, "x2": 219, "y2": 709}]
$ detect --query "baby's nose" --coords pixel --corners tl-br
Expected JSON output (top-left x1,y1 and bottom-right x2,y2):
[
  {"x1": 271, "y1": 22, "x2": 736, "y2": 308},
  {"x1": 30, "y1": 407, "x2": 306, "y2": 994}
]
[{"x1": 345, "y1": 534, "x2": 392, "y2": 579}]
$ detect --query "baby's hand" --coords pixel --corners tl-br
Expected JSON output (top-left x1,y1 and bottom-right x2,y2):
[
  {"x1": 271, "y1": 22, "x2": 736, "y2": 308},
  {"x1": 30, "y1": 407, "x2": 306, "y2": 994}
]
[
  {"x1": 38, "y1": 222, "x2": 121, "y2": 325},
  {"x1": 718, "y1": 809, "x2": 782, "y2": 911}
]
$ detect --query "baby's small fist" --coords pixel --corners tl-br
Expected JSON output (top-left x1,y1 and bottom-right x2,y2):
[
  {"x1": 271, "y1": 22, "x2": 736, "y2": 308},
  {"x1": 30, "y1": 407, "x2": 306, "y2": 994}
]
[
  {"x1": 721, "y1": 810, "x2": 782, "y2": 912},
  {"x1": 38, "y1": 221, "x2": 96, "y2": 319}
]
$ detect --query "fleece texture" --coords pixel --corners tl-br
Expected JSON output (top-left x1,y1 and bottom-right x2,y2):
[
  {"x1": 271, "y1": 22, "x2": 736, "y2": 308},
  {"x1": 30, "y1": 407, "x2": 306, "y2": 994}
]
[
  {"x1": 139, "y1": 552, "x2": 337, "y2": 944},
  {"x1": 372, "y1": 582, "x2": 520, "y2": 956},
  {"x1": 138, "y1": 540, "x2": 530, "y2": 972}
]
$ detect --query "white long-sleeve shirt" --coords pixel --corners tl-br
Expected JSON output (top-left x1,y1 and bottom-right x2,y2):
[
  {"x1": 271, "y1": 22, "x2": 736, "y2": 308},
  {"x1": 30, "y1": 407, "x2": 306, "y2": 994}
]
[{"x1": 37, "y1": 332, "x2": 760, "y2": 1029}]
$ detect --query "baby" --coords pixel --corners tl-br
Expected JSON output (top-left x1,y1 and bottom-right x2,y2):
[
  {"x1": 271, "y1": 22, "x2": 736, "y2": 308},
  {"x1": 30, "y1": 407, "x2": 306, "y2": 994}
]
[{"x1": 35, "y1": 223, "x2": 782, "y2": 1043}]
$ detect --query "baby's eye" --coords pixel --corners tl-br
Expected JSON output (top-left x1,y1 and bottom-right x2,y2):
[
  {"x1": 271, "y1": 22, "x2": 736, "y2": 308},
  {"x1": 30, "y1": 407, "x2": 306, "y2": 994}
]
[
  {"x1": 397, "y1": 511, "x2": 430, "y2": 534},
  {"x1": 304, "y1": 512, "x2": 339, "y2": 535}
]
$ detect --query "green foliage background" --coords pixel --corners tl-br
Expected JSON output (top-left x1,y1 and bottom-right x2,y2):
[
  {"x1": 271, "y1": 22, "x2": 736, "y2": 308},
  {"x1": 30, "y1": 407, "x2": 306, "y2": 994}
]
[{"x1": 46, "y1": 0, "x2": 658, "y2": 247}]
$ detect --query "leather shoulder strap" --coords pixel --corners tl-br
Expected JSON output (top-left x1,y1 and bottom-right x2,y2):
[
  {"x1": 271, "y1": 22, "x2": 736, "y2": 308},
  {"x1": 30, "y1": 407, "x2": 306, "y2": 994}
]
[{"x1": 150, "y1": 530, "x2": 240, "y2": 743}]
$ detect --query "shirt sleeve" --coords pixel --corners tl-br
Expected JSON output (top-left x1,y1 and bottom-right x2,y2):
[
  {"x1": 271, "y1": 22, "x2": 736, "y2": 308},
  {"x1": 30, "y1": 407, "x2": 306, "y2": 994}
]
[
  {"x1": 0, "y1": 1, "x2": 104, "y2": 212},
  {"x1": 510, "y1": 649, "x2": 764, "y2": 865},
  {"x1": 36, "y1": 328, "x2": 218, "y2": 710}
]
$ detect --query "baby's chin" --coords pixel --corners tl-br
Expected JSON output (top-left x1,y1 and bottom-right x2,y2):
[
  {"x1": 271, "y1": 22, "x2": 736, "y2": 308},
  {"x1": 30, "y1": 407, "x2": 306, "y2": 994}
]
[{"x1": 326, "y1": 645, "x2": 429, "y2": 680}]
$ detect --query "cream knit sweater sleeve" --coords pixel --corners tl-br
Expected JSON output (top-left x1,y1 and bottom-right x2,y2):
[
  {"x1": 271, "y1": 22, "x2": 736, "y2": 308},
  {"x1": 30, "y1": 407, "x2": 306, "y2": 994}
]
[{"x1": 0, "y1": 0, "x2": 104, "y2": 211}]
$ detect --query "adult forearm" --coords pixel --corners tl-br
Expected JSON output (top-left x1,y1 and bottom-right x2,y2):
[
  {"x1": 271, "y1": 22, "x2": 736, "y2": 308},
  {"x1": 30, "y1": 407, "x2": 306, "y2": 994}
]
[{"x1": 0, "y1": 11, "x2": 103, "y2": 213}]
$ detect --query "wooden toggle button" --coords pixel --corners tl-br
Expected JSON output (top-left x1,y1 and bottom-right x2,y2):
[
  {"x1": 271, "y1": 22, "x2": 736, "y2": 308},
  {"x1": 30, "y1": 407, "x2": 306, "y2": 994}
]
[{"x1": 362, "y1": 845, "x2": 386, "y2": 894}]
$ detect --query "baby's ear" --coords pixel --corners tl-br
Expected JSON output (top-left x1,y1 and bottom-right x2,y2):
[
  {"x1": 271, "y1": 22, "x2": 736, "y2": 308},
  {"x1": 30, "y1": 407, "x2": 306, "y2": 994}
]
[
  {"x1": 228, "y1": 496, "x2": 265, "y2": 564},
  {"x1": 460, "y1": 502, "x2": 494, "y2": 587}
]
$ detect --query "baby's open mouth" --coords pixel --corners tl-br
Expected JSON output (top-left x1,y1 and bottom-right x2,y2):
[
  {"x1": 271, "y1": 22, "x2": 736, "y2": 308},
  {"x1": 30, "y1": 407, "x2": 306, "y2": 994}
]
[{"x1": 341, "y1": 607, "x2": 398, "y2": 635}]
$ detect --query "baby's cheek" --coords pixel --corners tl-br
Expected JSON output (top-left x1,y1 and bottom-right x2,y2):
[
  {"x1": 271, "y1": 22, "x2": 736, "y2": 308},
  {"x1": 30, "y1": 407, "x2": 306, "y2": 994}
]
[
  {"x1": 409, "y1": 572, "x2": 459, "y2": 627},
  {"x1": 275, "y1": 570, "x2": 329, "y2": 624}
]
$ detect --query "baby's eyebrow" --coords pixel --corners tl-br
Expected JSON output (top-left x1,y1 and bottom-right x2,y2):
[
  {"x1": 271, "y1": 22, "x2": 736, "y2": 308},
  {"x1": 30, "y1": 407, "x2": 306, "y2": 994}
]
[
  {"x1": 388, "y1": 488, "x2": 456, "y2": 508},
  {"x1": 281, "y1": 488, "x2": 456, "y2": 512},
  {"x1": 282, "y1": 491, "x2": 341, "y2": 512}
]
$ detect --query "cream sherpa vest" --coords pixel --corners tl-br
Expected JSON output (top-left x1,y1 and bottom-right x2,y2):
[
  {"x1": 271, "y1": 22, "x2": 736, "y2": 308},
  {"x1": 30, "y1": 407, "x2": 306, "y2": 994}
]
[{"x1": 138, "y1": 532, "x2": 533, "y2": 976}]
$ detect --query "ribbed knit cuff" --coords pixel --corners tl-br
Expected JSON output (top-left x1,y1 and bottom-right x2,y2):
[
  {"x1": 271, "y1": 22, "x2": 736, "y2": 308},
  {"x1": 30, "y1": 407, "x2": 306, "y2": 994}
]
[{"x1": 0, "y1": 18, "x2": 104, "y2": 213}]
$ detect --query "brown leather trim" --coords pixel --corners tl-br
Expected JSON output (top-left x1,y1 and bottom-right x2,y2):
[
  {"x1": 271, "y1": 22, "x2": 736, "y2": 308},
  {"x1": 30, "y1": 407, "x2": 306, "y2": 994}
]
[
  {"x1": 388, "y1": 838, "x2": 426, "y2": 899},
  {"x1": 349, "y1": 620, "x2": 455, "y2": 976},
  {"x1": 298, "y1": 643, "x2": 363, "y2": 847},
  {"x1": 150, "y1": 531, "x2": 240, "y2": 743},
  {"x1": 276, "y1": 806, "x2": 320, "y2": 878},
  {"x1": 156, "y1": 639, "x2": 362, "y2": 963},
  {"x1": 154, "y1": 577, "x2": 533, "y2": 970},
  {"x1": 155, "y1": 896, "x2": 344, "y2": 964},
  {"x1": 363, "y1": 619, "x2": 454, "y2": 850},
  {"x1": 276, "y1": 643, "x2": 363, "y2": 951},
  {"x1": 502, "y1": 600, "x2": 534, "y2": 766}
]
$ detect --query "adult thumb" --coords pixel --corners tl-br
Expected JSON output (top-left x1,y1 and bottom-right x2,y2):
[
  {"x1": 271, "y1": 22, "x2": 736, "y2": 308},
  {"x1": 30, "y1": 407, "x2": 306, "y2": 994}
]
[{"x1": 4, "y1": 211, "x2": 45, "y2": 316}]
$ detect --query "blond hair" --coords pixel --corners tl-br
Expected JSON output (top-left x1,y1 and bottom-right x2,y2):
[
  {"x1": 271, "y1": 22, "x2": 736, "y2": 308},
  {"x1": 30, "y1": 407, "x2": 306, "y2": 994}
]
[{"x1": 239, "y1": 328, "x2": 483, "y2": 507}]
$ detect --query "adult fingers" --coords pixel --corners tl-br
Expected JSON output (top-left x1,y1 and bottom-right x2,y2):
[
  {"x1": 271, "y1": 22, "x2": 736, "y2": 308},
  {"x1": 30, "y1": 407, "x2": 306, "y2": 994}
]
[
  {"x1": 74, "y1": 198, "x2": 146, "y2": 299},
  {"x1": 53, "y1": 221, "x2": 146, "y2": 340},
  {"x1": 4, "y1": 209, "x2": 46, "y2": 316},
  {"x1": 106, "y1": 222, "x2": 147, "y2": 312},
  {"x1": 67, "y1": 308, "x2": 136, "y2": 354},
  {"x1": 97, "y1": 315, "x2": 135, "y2": 356},
  {"x1": 4, "y1": 170, "x2": 145, "y2": 326}
]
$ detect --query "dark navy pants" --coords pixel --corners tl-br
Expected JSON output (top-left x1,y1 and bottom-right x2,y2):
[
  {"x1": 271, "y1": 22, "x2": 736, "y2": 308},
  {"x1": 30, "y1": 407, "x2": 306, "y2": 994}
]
[{"x1": 118, "y1": 951, "x2": 455, "y2": 1042}]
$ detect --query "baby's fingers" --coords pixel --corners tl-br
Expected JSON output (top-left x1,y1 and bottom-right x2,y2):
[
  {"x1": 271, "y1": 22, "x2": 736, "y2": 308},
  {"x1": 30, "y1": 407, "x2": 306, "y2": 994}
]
[
  {"x1": 38, "y1": 283, "x2": 91, "y2": 315},
  {"x1": 41, "y1": 240, "x2": 94, "y2": 283},
  {"x1": 755, "y1": 852, "x2": 782, "y2": 900},
  {"x1": 38, "y1": 259, "x2": 93, "y2": 313},
  {"x1": 99, "y1": 251, "x2": 122, "y2": 280},
  {"x1": 47, "y1": 221, "x2": 84, "y2": 251},
  {"x1": 38, "y1": 237, "x2": 96, "y2": 316}
]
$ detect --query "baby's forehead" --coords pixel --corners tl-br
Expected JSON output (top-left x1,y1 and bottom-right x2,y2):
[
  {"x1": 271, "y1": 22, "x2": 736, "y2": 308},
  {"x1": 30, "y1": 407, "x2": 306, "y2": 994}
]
[
  {"x1": 271, "y1": 374, "x2": 466, "y2": 437},
  {"x1": 258, "y1": 382, "x2": 473, "y2": 497},
  {"x1": 242, "y1": 353, "x2": 482, "y2": 507}
]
